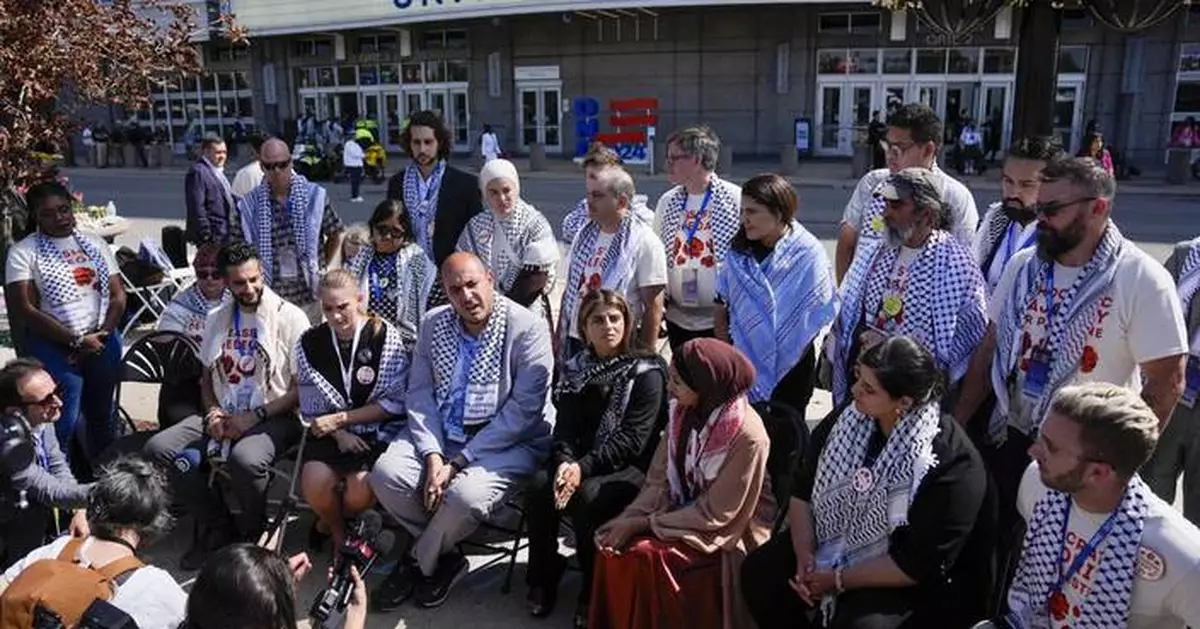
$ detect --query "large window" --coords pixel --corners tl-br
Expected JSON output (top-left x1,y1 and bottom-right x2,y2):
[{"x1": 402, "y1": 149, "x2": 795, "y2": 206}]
[
  {"x1": 818, "y1": 12, "x2": 882, "y2": 34},
  {"x1": 420, "y1": 29, "x2": 468, "y2": 50},
  {"x1": 293, "y1": 39, "x2": 333, "y2": 58},
  {"x1": 1058, "y1": 46, "x2": 1089, "y2": 74},
  {"x1": 1169, "y1": 44, "x2": 1200, "y2": 148},
  {"x1": 356, "y1": 34, "x2": 397, "y2": 55},
  {"x1": 140, "y1": 71, "x2": 254, "y2": 146}
]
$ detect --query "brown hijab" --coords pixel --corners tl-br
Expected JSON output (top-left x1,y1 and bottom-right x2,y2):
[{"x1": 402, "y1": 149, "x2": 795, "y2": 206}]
[{"x1": 669, "y1": 339, "x2": 756, "y2": 502}]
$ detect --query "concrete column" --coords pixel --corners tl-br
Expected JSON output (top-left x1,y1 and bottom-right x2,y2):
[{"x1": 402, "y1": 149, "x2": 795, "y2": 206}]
[
  {"x1": 779, "y1": 144, "x2": 799, "y2": 175},
  {"x1": 529, "y1": 144, "x2": 547, "y2": 171}
]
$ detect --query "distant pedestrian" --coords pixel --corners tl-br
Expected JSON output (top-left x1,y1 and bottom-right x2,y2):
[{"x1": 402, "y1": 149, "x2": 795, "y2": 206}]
[{"x1": 480, "y1": 124, "x2": 500, "y2": 163}]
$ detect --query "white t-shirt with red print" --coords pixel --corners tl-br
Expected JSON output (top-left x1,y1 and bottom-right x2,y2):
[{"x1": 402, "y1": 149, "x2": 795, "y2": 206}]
[
  {"x1": 873, "y1": 245, "x2": 922, "y2": 332},
  {"x1": 5, "y1": 232, "x2": 119, "y2": 335},
  {"x1": 566, "y1": 226, "x2": 667, "y2": 341},
  {"x1": 989, "y1": 247, "x2": 1188, "y2": 435},
  {"x1": 1017, "y1": 463, "x2": 1200, "y2": 629},
  {"x1": 654, "y1": 178, "x2": 742, "y2": 331}
]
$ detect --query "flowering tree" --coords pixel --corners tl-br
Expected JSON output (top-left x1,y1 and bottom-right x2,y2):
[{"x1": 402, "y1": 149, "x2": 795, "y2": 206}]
[{"x1": 0, "y1": 0, "x2": 245, "y2": 185}]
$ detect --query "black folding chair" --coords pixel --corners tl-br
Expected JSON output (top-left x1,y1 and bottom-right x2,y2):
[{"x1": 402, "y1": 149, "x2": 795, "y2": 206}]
[
  {"x1": 114, "y1": 330, "x2": 202, "y2": 435},
  {"x1": 753, "y1": 400, "x2": 810, "y2": 533}
]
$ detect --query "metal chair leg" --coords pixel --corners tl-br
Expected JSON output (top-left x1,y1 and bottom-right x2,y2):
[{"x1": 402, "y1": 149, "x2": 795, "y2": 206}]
[{"x1": 501, "y1": 507, "x2": 526, "y2": 594}]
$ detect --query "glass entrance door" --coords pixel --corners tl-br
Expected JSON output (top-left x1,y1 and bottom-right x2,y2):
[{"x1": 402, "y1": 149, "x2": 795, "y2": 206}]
[
  {"x1": 516, "y1": 85, "x2": 563, "y2": 153},
  {"x1": 817, "y1": 85, "x2": 843, "y2": 155},
  {"x1": 917, "y1": 84, "x2": 943, "y2": 121},
  {"x1": 980, "y1": 83, "x2": 1010, "y2": 157},
  {"x1": 1053, "y1": 83, "x2": 1084, "y2": 153},
  {"x1": 385, "y1": 94, "x2": 401, "y2": 149}
]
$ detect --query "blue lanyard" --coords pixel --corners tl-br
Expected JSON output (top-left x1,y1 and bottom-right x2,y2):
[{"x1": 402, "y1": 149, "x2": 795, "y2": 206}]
[
  {"x1": 1053, "y1": 498, "x2": 1121, "y2": 597},
  {"x1": 683, "y1": 185, "x2": 714, "y2": 247},
  {"x1": 1043, "y1": 264, "x2": 1058, "y2": 332},
  {"x1": 368, "y1": 253, "x2": 393, "y2": 304},
  {"x1": 1004, "y1": 223, "x2": 1035, "y2": 265},
  {"x1": 231, "y1": 308, "x2": 255, "y2": 357}
]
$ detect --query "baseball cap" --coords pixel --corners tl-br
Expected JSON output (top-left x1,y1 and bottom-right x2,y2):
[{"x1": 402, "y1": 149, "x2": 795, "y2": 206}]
[{"x1": 877, "y1": 168, "x2": 942, "y2": 212}]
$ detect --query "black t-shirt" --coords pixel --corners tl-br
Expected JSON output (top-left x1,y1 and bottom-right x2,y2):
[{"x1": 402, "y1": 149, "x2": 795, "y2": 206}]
[{"x1": 793, "y1": 408, "x2": 988, "y2": 585}]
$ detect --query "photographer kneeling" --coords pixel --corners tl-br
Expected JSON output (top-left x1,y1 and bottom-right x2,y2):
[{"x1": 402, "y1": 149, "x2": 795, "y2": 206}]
[
  {"x1": 185, "y1": 544, "x2": 368, "y2": 629},
  {"x1": 0, "y1": 358, "x2": 91, "y2": 569},
  {"x1": 0, "y1": 454, "x2": 186, "y2": 629}
]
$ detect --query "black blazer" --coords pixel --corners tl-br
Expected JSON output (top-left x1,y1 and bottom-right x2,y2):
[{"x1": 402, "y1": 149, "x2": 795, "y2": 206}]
[
  {"x1": 184, "y1": 160, "x2": 234, "y2": 245},
  {"x1": 386, "y1": 164, "x2": 482, "y2": 268}
]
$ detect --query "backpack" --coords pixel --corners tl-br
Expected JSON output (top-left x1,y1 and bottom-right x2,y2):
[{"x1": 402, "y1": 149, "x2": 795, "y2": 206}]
[{"x1": 0, "y1": 538, "x2": 143, "y2": 629}]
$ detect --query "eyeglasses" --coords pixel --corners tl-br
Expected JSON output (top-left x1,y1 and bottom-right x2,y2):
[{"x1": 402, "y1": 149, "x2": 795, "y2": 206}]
[
  {"x1": 195, "y1": 270, "x2": 222, "y2": 280},
  {"x1": 373, "y1": 225, "x2": 405, "y2": 239},
  {"x1": 880, "y1": 141, "x2": 918, "y2": 158},
  {"x1": 1034, "y1": 197, "x2": 1097, "y2": 217},
  {"x1": 262, "y1": 160, "x2": 291, "y2": 172},
  {"x1": 22, "y1": 387, "x2": 62, "y2": 409}
]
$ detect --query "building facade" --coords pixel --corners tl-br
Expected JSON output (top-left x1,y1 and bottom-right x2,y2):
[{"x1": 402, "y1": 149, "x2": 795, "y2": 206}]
[{"x1": 168, "y1": 0, "x2": 1200, "y2": 167}]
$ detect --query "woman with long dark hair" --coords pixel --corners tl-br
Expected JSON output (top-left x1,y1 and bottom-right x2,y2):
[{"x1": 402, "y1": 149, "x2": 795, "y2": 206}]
[
  {"x1": 715, "y1": 173, "x2": 836, "y2": 416},
  {"x1": 344, "y1": 199, "x2": 435, "y2": 348},
  {"x1": 589, "y1": 338, "x2": 774, "y2": 629},
  {"x1": 524, "y1": 289, "x2": 667, "y2": 626},
  {"x1": 741, "y1": 336, "x2": 990, "y2": 629}
]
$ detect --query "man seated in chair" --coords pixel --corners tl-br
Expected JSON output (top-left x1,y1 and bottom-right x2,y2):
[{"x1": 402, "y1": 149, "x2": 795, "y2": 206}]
[
  {"x1": 143, "y1": 242, "x2": 309, "y2": 570},
  {"x1": 369, "y1": 252, "x2": 555, "y2": 611}
]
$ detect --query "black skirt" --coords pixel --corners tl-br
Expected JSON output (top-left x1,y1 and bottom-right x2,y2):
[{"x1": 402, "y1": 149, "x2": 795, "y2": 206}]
[{"x1": 302, "y1": 434, "x2": 389, "y2": 476}]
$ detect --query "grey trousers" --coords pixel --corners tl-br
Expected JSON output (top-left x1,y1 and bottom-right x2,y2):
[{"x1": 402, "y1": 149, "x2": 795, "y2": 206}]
[
  {"x1": 368, "y1": 433, "x2": 537, "y2": 576},
  {"x1": 1142, "y1": 401, "x2": 1200, "y2": 526}
]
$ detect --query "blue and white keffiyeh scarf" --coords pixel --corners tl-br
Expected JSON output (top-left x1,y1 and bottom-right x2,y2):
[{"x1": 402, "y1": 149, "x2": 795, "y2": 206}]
[
  {"x1": 403, "y1": 161, "x2": 446, "y2": 259},
  {"x1": 1006, "y1": 475, "x2": 1150, "y2": 629},
  {"x1": 1176, "y1": 236, "x2": 1200, "y2": 319},
  {"x1": 347, "y1": 243, "x2": 432, "y2": 348},
  {"x1": 456, "y1": 199, "x2": 558, "y2": 293},
  {"x1": 720, "y1": 222, "x2": 837, "y2": 403},
  {"x1": 557, "y1": 214, "x2": 639, "y2": 358},
  {"x1": 35, "y1": 230, "x2": 111, "y2": 333},
  {"x1": 989, "y1": 222, "x2": 1127, "y2": 440},
  {"x1": 296, "y1": 319, "x2": 410, "y2": 441},
  {"x1": 243, "y1": 170, "x2": 320, "y2": 286},
  {"x1": 658, "y1": 176, "x2": 740, "y2": 270},
  {"x1": 430, "y1": 295, "x2": 510, "y2": 435},
  {"x1": 811, "y1": 403, "x2": 941, "y2": 621},
  {"x1": 834, "y1": 232, "x2": 987, "y2": 404},
  {"x1": 177, "y1": 283, "x2": 228, "y2": 318}
]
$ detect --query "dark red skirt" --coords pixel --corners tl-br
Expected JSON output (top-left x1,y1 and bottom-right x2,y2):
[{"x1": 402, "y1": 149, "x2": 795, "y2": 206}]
[{"x1": 589, "y1": 536, "x2": 723, "y2": 629}]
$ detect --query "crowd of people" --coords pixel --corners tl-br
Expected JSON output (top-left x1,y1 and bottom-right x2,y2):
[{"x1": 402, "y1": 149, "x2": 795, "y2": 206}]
[{"x1": 1, "y1": 102, "x2": 1199, "y2": 629}]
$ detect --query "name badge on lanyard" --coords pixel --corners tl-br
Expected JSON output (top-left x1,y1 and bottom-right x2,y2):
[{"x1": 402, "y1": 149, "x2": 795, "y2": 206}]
[
  {"x1": 330, "y1": 322, "x2": 364, "y2": 403},
  {"x1": 679, "y1": 186, "x2": 713, "y2": 308},
  {"x1": 1023, "y1": 266, "x2": 1058, "y2": 400},
  {"x1": 278, "y1": 247, "x2": 300, "y2": 280}
]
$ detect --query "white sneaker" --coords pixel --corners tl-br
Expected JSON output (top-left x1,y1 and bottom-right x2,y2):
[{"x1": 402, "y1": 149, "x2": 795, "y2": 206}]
[{"x1": 351, "y1": 197, "x2": 364, "y2": 203}]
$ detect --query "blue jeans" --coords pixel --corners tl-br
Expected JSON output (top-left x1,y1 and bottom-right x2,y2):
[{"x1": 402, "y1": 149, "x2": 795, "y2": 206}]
[{"x1": 27, "y1": 331, "x2": 122, "y2": 465}]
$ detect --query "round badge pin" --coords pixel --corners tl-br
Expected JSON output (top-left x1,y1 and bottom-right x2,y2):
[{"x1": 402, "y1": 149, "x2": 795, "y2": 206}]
[
  {"x1": 852, "y1": 467, "x2": 874, "y2": 493},
  {"x1": 238, "y1": 354, "x2": 257, "y2": 376},
  {"x1": 356, "y1": 366, "x2": 376, "y2": 385}
]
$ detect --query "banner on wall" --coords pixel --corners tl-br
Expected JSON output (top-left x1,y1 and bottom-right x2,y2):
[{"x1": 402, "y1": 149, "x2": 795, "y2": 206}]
[{"x1": 573, "y1": 97, "x2": 658, "y2": 165}]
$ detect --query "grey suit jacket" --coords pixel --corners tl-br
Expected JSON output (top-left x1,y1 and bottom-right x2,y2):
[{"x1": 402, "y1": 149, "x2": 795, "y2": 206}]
[
  {"x1": 2, "y1": 424, "x2": 90, "y2": 520},
  {"x1": 406, "y1": 296, "x2": 556, "y2": 467}
]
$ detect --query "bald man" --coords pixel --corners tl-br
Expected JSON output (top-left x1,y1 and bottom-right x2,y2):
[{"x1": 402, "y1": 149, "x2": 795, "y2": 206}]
[
  {"x1": 234, "y1": 138, "x2": 344, "y2": 322},
  {"x1": 370, "y1": 252, "x2": 555, "y2": 610}
]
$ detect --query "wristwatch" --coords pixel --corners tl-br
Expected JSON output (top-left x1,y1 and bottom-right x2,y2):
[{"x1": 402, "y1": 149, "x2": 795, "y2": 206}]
[{"x1": 69, "y1": 334, "x2": 85, "y2": 350}]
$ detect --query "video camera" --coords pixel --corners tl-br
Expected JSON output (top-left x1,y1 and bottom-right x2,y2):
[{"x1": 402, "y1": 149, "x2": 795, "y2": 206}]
[
  {"x1": 310, "y1": 510, "x2": 395, "y2": 629},
  {"x1": 0, "y1": 409, "x2": 34, "y2": 476}
]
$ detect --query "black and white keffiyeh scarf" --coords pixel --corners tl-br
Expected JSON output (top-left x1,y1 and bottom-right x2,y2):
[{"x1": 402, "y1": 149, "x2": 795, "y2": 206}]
[
  {"x1": 975, "y1": 202, "x2": 1010, "y2": 264},
  {"x1": 1006, "y1": 475, "x2": 1151, "y2": 629},
  {"x1": 430, "y1": 294, "x2": 510, "y2": 427},
  {"x1": 555, "y1": 351, "x2": 666, "y2": 451},
  {"x1": 810, "y1": 403, "x2": 941, "y2": 622},
  {"x1": 246, "y1": 170, "x2": 316, "y2": 285},
  {"x1": 457, "y1": 199, "x2": 558, "y2": 293},
  {"x1": 658, "y1": 175, "x2": 741, "y2": 270},
  {"x1": 296, "y1": 319, "x2": 410, "y2": 441},
  {"x1": 562, "y1": 194, "x2": 655, "y2": 246},
  {"x1": 834, "y1": 232, "x2": 987, "y2": 404},
  {"x1": 403, "y1": 161, "x2": 445, "y2": 258},
  {"x1": 557, "y1": 214, "x2": 639, "y2": 358},
  {"x1": 347, "y1": 243, "x2": 431, "y2": 348},
  {"x1": 178, "y1": 283, "x2": 229, "y2": 317},
  {"x1": 989, "y1": 222, "x2": 1128, "y2": 440},
  {"x1": 34, "y1": 230, "x2": 110, "y2": 332},
  {"x1": 1176, "y1": 236, "x2": 1200, "y2": 318}
]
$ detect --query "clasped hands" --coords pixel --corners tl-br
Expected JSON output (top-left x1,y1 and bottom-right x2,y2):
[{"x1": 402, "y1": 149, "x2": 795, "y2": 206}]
[
  {"x1": 205, "y1": 407, "x2": 257, "y2": 440},
  {"x1": 423, "y1": 452, "x2": 467, "y2": 513},
  {"x1": 788, "y1": 549, "x2": 842, "y2": 605}
]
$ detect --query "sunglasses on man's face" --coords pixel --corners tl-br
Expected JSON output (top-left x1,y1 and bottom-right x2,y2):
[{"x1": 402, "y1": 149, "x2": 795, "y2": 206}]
[
  {"x1": 262, "y1": 160, "x2": 291, "y2": 172},
  {"x1": 1033, "y1": 197, "x2": 1097, "y2": 218},
  {"x1": 23, "y1": 386, "x2": 62, "y2": 409}
]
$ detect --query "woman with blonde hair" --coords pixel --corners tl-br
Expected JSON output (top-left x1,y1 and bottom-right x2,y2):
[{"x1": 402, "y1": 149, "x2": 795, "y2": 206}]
[
  {"x1": 295, "y1": 269, "x2": 411, "y2": 551},
  {"x1": 524, "y1": 289, "x2": 667, "y2": 627}
]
